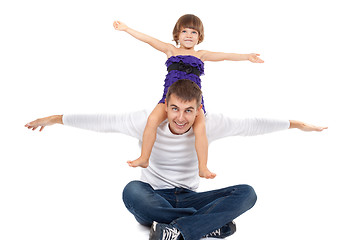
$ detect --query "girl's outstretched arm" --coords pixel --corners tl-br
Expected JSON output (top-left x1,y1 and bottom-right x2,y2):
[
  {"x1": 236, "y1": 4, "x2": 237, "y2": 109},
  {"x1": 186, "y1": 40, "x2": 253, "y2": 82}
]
[
  {"x1": 200, "y1": 51, "x2": 264, "y2": 63},
  {"x1": 113, "y1": 21, "x2": 173, "y2": 55}
]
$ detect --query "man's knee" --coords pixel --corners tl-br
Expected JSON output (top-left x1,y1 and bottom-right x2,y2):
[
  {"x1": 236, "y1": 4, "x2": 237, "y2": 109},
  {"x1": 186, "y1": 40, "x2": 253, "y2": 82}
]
[
  {"x1": 245, "y1": 184, "x2": 257, "y2": 208},
  {"x1": 122, "y1": 181, "x2": 155, "y2": 226},
  {"x1": 122, "y1": 180, "x2": 149, "y2": 209},
  {"x1": 234, "y1": 184, "x2": 257, "y2": 210}
]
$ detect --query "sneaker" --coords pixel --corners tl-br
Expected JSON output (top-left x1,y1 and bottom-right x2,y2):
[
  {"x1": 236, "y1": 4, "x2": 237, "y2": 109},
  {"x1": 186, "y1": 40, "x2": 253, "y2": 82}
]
[
  {"x1": 203, "y1": 221, "x2": 236, "y2": 239},
  {"x1": 149, "y1": 221, "x2": 182, "y2": 240}
]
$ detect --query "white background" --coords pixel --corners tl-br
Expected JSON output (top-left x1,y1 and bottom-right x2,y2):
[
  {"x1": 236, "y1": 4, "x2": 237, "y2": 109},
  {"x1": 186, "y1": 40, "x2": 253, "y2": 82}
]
[{"x1": 1, "y1": 0, "x2": 359, "y2": 239}]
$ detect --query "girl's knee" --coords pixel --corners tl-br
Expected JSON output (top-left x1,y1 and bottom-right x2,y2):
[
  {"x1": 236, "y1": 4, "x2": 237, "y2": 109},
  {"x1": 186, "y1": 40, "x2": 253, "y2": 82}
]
[
  {"x1": 193, "y1": 117, "x2": 207, "y2": 135},
  {"x1": 147, "y1": 114, "x2": 162, "y2": 127},
  {"x1": 147, "y1": 104, "x2": 167, "y2": 127}
]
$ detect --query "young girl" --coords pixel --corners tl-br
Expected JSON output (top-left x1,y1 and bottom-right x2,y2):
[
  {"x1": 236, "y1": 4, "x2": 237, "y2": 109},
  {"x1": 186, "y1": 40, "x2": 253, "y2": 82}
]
[{"x1": 113, "y1": 14, "x2": 263, "y2": 179}]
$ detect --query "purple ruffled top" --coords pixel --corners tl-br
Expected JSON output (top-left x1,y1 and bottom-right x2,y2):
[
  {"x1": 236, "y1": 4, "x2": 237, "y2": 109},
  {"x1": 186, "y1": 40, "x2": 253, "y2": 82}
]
[{"x1": 160, "y1": 55, "x2": 206, "y2": 112}]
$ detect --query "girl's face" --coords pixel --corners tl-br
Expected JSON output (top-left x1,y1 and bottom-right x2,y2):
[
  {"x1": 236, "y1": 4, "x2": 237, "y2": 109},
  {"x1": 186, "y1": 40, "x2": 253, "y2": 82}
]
[{"x1": 178, "y1": 28, "x2": 199, "y2": 49}]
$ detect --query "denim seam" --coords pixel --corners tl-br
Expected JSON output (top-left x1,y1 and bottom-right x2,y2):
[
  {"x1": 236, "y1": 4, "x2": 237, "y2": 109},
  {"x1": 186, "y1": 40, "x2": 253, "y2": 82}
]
[
  {"x1": 171, "y1": 221, "x2": 188, "y2": 240},
  {"x1": 204, "y1": 195, "x2": 230, "y2": 214}
]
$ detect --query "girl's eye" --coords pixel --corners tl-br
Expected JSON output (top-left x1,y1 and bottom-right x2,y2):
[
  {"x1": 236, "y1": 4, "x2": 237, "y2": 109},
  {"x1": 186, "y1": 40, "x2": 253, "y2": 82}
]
[{"x1": 192, "y1": 31, "x2": 198, "y2": 34}]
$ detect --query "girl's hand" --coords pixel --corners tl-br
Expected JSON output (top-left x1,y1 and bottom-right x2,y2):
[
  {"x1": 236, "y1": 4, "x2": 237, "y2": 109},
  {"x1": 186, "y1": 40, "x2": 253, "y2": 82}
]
[
  {"x1": 113, "y1": 21, "x2": 128, "y2": 31},
  {"x1": 248, "y1": 53, "x2": 264, "y2": 63}
]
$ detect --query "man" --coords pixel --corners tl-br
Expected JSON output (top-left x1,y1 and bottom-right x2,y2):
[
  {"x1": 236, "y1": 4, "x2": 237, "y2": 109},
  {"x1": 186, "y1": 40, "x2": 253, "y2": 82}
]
[{"x1": 25, "y1": 80, "x2": 327, "y2": 240}]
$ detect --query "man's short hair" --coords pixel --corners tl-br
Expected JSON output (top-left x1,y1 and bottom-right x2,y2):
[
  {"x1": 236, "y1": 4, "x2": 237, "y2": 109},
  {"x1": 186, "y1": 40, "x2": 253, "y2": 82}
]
[{"x1": 166, "y1": 79, "x2": 202, "y2": 107}]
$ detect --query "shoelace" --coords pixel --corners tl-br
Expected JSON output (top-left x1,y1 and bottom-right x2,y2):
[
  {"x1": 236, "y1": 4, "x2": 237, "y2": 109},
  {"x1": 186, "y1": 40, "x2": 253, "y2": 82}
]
[
  {"x1": 162, "y1": 227, "x2": 181, "y2": 240},
  {"x1": 204, "y1": 229, "x2": 221, "y2": 237}
]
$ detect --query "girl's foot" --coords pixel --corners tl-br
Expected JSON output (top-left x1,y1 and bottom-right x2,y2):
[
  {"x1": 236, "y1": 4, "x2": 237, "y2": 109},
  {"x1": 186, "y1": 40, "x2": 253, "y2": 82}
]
[
  {"x1": 199, "y1": 167, "x2": 216, "y2": 179},
  {"x1": 127, "y1": 157, "x2": 149, "y2": 168}
]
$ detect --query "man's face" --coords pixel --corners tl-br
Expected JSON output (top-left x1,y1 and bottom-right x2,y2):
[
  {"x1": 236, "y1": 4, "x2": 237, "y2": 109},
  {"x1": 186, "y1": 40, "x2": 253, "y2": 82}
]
[{"x1": 165, "y1": 94, "x2": 202, "y2": 135}]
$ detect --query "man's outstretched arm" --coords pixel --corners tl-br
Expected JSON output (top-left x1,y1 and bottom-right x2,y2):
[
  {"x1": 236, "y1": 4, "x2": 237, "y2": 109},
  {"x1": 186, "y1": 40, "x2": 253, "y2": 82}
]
[
  {"x1": 206, "y1": 114, "x2": 327, "y2": 142},
  {"x1": 25, "y1": 111, "x2": 147, "y2": 140},
  {"x1": 25, "y1": 115, "x2": 63, "y2": 132}
]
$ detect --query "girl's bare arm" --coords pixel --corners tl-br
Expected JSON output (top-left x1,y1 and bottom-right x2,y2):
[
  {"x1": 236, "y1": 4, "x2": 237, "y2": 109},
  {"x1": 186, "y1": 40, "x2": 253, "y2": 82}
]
[
  {"x1": 113, "y1": 21, "x2": 174, "y2": 55},
  {"x1": 199, "y1": 51, "x2": 264, "y2": 63}
]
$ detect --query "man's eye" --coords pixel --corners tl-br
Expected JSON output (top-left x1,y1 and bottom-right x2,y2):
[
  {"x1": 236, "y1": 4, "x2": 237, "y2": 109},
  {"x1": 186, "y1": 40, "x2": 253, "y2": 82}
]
[
  {"x1": 186, "y1": 110, "x2": 192, "y2": 113},
  {"x1": 172, "y1": 108, "x2": 178, "y2": 111}
]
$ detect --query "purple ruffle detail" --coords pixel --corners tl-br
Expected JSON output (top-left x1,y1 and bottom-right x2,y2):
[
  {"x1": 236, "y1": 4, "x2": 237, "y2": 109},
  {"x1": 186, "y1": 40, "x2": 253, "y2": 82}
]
[
  {"x1": 165, "y1": 55, "x2": 204, "y2": 75},
  {"x1": 163, "y1": 71, "x2": 202, "y2": 88},
  {"x1": 160, "y1": 55, "x2": 206, "y2": 112}
]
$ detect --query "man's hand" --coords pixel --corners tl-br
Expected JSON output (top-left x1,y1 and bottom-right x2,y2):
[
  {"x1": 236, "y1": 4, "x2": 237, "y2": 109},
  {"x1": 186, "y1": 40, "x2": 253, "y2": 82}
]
[
  {"x1": 113, "y1": 21, "x2": 128, "y2": 31},
  {"x1": 25, "y1": 115, "x2": 63, "y2": 132},
  {"x1": 248, "y1": 53, "x2": 264, "y2": 63},
  {"x1": 289, "y1": 120, "x2": 328, "y2": 132}
]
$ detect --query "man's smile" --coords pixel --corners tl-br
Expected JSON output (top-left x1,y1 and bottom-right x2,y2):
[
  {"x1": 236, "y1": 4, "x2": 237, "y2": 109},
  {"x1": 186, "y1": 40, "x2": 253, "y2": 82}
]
[{"x1": 174, "y1": 121, "x2": 187, "y2": 127}]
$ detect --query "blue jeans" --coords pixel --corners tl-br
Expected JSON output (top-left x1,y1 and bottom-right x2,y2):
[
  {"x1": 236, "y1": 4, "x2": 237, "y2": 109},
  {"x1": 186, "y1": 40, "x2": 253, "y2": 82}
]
[{"x1": 122, "y1": 181, "x2": 257, "y2": 240}]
